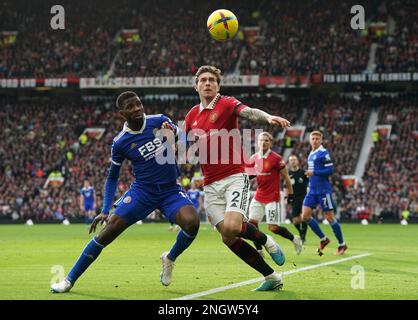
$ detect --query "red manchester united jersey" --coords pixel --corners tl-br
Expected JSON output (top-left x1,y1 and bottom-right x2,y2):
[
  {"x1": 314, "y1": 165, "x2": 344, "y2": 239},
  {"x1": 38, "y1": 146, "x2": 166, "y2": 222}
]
[
  {"x1": 246, "y1": 149, "x2": 286, "y2": 203},
  {"x1": 184, "y1": 95, "x2": 247, "y2": 185}
]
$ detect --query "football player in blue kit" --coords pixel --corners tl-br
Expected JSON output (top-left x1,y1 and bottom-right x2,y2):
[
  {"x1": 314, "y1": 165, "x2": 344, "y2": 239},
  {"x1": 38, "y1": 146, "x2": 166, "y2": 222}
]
[
  {"x1": 186, "y1": 181, "x2": 203, "y2": 213},
  {"x1": 302, "y1": 131, "x2": 348, "y2": 256},
  {"x1": 79, "y1": 180, "x2": 96, "y2": 224},
  {"x1": 51, "y1": 91, "x2": 200, "y2": 293}
]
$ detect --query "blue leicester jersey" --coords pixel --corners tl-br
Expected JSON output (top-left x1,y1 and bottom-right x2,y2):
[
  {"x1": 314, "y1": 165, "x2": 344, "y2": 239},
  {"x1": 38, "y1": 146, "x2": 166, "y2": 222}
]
[
  {"x1": 187, "y1": 189, "x2": 201, "y2": 209},
  {"x1": 307, "y1": 145, "x2": 334, "y2": 195},
  {"x1": 110, "y1": 114, "x2": 180, "y2": 188},
  {"x1": 80, "y1": 186, "x2": 95, "y2": 203}
]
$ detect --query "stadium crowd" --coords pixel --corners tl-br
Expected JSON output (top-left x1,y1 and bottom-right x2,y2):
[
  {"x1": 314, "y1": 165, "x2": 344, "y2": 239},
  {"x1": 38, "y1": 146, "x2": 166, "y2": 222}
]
[
  {"x1": 375, "y1": 0, "x2": 418, "y2": 73},
  {"x1": 1, "y1": 0, "x2": 418, "y2": 78},
  {"x1": 340, "y1": 95, "x2": 418, "y2": 221},
  {"x1": 239, "y1": 0, "x2": 375, "y2": 76}
]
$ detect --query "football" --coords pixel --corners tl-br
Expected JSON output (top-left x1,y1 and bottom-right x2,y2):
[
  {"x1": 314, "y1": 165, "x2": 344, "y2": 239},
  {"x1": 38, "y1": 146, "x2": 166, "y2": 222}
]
[{"x1": 207, "y1": 9, "x2": 239, "y2": 41}]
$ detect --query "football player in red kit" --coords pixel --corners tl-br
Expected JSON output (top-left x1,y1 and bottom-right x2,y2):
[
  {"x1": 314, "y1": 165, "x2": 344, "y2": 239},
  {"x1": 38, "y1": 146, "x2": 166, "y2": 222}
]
[
  {"x1": 247, "y1": 132, "x2": 303, "y2": 256},
  {"x1": 184, "y1": 65, "x2": 291, "y2": 291}
]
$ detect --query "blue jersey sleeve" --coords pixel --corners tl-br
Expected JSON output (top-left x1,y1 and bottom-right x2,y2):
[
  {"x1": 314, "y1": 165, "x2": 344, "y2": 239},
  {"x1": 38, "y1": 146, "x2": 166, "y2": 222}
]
[
  {"x1": 314, "y1": 151, "x2": 334, "y2": 177},
  {"x1": 111, "y1": 140, "x2": 125, "y2": 166},
  {"x1": 102, "y1": 141, "x2": 124, "y2": 214},
  {"x1": 102, "y1": 163, "x2": 121, "y2": 214}
]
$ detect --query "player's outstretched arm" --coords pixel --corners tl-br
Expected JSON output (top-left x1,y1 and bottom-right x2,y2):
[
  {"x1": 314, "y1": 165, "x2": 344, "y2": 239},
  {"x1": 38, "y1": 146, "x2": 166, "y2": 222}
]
[
  {"x1": 238, "y1": 107, "x2": 291, "y2": 128},
  {"x1": 90, "y1": 163, "x2": 121, "y2": 234}
]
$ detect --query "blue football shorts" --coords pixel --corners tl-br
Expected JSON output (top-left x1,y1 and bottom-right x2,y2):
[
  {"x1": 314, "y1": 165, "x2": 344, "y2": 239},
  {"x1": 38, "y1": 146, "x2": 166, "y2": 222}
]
[
  {"x1": 84, "y1": 202, "x2": 94, "y2": 212},
  {"x1": 303, "y1": 192, "x2": 335, "y2": 212},
  {"x1": 113, "y1": 183, "x2": 194, "y2": 225}
]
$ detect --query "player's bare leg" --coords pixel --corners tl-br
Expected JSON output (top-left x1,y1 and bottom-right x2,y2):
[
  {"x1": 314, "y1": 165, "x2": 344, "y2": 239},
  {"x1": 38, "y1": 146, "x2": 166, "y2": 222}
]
[
  {"x1": 302, "y1": 206, "x2": 329, "y2": 256},
  {"x1": 51, "y1": 214, "x2": 129, "y2": 293},
  {"x1": 324, "y1": 211, "x2": 347, "y2": 255},
  {"x1": 160, "y1": 205, "x2": 200, "y2": 286}
]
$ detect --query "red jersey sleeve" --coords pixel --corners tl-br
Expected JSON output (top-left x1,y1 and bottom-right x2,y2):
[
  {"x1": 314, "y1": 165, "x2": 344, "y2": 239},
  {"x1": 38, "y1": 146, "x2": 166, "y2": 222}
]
[
  {"x1": 224, "y1": 96, "x2": 247, "y2": 117},
  {"x1": 277, "y1": 155, "x2": 286, "y2": 172}
]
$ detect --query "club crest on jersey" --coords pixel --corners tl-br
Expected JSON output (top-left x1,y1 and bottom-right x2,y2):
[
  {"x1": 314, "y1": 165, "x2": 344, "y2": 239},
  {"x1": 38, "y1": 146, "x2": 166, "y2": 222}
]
[
  {"x1": 210, "y1": 112, "x2": 218, "y2": 123},
  {"x1": 264, "y1": 161, "x2": 270, "y2": 170},
  {"x1": 130, "y1": 143, "x2": 137, "y2": 149},
  {"x1": 123, "y1": 196, "x2": 132, "y2": 204}
]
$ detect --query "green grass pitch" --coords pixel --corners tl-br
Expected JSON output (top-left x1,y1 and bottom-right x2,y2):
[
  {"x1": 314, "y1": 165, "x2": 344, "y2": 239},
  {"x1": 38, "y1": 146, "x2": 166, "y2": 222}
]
[{"x1": 0, "y1": 223, "x2": 417, "y2": 300}]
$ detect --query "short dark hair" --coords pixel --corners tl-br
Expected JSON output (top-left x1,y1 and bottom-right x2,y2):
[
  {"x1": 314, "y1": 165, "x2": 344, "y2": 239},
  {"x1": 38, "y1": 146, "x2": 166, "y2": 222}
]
[{"x1": 116, "y1": 91, "x2": 138, "y2": 109}]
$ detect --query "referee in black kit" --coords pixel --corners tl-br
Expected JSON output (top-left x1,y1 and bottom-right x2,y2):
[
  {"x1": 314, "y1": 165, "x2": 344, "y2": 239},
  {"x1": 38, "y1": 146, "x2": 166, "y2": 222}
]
[{"x1": 284, "y1": 155, "x2": 309, "y2": 243}]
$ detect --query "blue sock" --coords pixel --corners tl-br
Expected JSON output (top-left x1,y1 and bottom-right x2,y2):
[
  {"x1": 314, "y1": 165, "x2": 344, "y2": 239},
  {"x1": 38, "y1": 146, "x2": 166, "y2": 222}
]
[
  {"x1": 67, "y1": 237, "x2": 104, "y2": 284},
  {"x1": 330, "y1": 219, "x2": 344, "y2": 245},
  {"x1": 167, "y1": 230, "x2": 196, "y2": 261},
  {"x1": 307, "y1": 218, "x2": 326, "y2": 240}
]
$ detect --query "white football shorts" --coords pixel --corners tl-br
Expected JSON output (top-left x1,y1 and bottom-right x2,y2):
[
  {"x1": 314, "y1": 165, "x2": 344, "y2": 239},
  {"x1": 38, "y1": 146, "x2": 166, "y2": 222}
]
[
  {"x1": 249, "y1": 198, "x2": 285, "y2": 225},
  {"x1": 203, "y1": 173, "x2": 250, "y2": 227}
]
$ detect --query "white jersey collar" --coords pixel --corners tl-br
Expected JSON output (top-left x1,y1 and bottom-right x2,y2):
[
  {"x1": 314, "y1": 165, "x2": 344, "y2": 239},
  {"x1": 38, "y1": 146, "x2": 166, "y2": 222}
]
[
  {"x1": 199, "y1": 94, "x2": 220, "y2": 112},
  {"x1": 258, "y1": 149, "x2": 271, "y2": 159},
  {"x1": 123, "y1": 114, "x2": 147, "y2": 134},
  {"x1": 310, "y1": 145, "x2": 325, "y2": 155}
]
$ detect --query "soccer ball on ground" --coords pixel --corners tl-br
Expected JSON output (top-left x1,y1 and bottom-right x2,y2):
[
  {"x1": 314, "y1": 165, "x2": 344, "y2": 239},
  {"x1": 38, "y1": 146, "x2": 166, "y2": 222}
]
[{"x1": 207, "y1": 9, "x2": 239, "y2": 41}]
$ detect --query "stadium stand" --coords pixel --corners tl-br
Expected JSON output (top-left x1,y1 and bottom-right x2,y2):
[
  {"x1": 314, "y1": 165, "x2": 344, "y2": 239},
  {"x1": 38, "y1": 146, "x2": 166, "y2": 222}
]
[{"x1": 1, "y1": 0, "x2": 417, "y2": 78}]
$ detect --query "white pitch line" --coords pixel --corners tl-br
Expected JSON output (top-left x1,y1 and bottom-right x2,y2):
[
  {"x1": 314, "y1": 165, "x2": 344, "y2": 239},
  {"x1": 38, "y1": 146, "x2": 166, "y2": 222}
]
[{"x1": 173, "y1": 252, "x2": 372, "y2": 300}]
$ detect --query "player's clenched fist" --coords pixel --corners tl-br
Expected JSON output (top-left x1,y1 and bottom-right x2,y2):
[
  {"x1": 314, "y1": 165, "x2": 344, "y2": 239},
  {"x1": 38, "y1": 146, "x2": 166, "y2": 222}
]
[{"x1": 161, "y1": 121, "x2": 175, "y2": 131}]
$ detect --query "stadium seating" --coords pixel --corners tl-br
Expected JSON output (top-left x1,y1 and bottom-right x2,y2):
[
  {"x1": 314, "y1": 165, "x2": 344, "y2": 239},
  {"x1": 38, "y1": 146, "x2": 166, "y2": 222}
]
[
  {"x1": 1, "y1": 0, "x2": 417, "y2": 78},
  {"x1": 357, "y1": 95, "x2": 417, "y2": 220}
]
